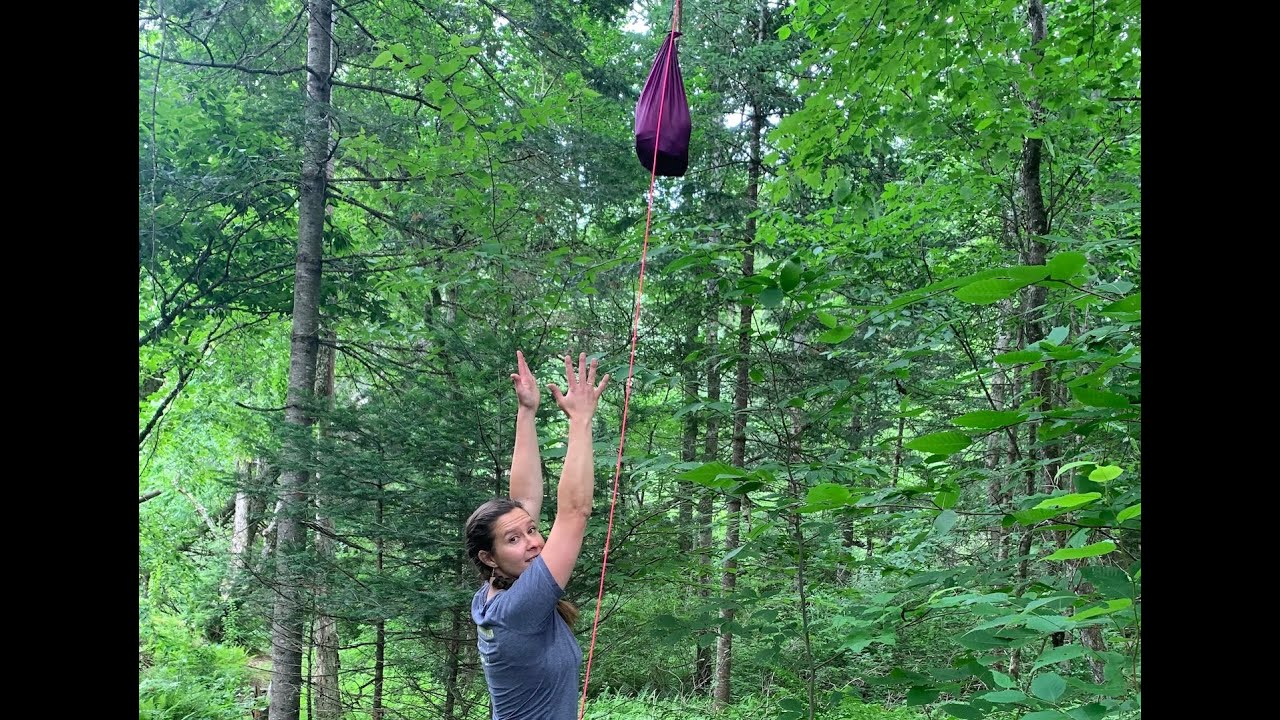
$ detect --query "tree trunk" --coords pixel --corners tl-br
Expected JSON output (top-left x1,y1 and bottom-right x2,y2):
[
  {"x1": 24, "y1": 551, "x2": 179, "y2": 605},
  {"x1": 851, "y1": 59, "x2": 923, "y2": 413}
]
[
  {"x1": 270, "y1": 1, "x2": 332, "y2": 717},
  {"x1": 715, "y1": 8, "x2": 765, "y2": 706},
  {"x1": 444, "y1": 549, "x2": 467, "y2": 720},
  {"x1": 696, "y1": 302, "x2": 719, "y2": 695},
  {"x1": 680, "y1": 324, "x2": 699, "y2": 556},
  {"x1": 373, "y1": 484, "x2": 387, "y2": 720},
  {"x1": 312, "y1": 330, "x2": 341, "y2": 720},
  {"x1": 1009, "y1": 0, "x2": 1059, "y2": 675},
  {"x1": 985, "y1": 299, "x2": 1014, "y2": 559},
  {"x1": 225, "y1": 460, "x2": 261, "y2": 597},
  {"x1": 1017, "y1": 0, "x2": 1059, "y2": 493},
  {"x1": 789, "y1": 332, "x2": 816, "y2": 720}
]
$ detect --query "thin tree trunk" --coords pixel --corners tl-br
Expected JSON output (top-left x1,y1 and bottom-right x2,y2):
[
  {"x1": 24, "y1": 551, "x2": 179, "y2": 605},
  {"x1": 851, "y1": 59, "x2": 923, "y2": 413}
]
[
  {"x1": 270, "y1": 1, "x2": 332, "y2": 717},
  {"x1": 444, "y1": 548, "x2": 467, "y2": 720},
  {"x1": 680, "y1": 324, "x2": 699, "y2": 556},
  {"x1": 986, "y1": 299, "x2": 1013, "y2": 559},
  {"x1": 373, "y1": 483, "x2": 386, "y2": 720},
  {"x1": 1009, "y1": 0, "x2": 1062, "y2": 672},
  {"x1": 891, "y1": 382, "x2": 906, "y2": 487},
  {"x1": 715, "y1": 8, "x2": 765, "y2": 706},
  {"x1": 312, "y1": 330, "x2": 341, "y2": 720},
  {"x1": 788, "y1": 332, "x2": 816, "y2": 720},
  {"x1": 225, "y1": 460, "x2": 259, "y2": 597},
  {"x1": 696, "y1": 303, "x2": 719, "y2": 695},
  {"x1": 1018, "y1": 0, "x2": 1058, "y2": 494}
]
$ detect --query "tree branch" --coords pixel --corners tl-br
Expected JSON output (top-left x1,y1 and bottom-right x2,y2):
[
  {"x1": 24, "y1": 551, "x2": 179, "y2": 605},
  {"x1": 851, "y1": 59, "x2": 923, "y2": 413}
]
[{"x1": 138, "y1": 49, "x2": 303, "y2": 76}]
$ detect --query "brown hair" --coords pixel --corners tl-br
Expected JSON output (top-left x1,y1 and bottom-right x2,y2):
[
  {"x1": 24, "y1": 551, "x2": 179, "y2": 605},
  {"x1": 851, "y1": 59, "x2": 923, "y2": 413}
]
[{"x1": 465, "y1": 498, "x2": 579, "y2": 627}]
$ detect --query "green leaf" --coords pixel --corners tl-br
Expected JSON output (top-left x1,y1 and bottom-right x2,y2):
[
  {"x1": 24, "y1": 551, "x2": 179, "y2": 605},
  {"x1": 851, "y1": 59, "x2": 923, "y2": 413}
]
[
  {"x1": 955, "y1": 278, "x2": 1024, "y2": 304},
  {"x1": 1021, "y1": 712, "x2": 1071, "y2": 720},
  {"x1": 940, "y1": 704, "x2": 985, "y2": 720},
  {"x1": 1088, "y1": 465, "x2": 1123, "y2": 482},
  {"x1": 996, "y1": 350, "x2": 1043, "y2": 364},
  {"x1": 666, "y1": 253, "x2": 709, "y2": 273},
  {"x1": 907, "y1": 687, "x2": 941, "y2": 705},
  {"x1": 373, "y1": 50, "x2": 395, "y2": 67},
  {"x1": 936, "y1": 489, "x2": 959, "y2": 509},
  {"x1": 1032, "y1": 644, "x2": 1088, "y2": 670},
  {"x1": 839, "y1": 631, "x2": 897, "y2": 654},
  {"x1": 780, "y1": 260, "x2": 803, "y2": 291},
  {"x1": 1102, "y1": 292, "x2": 1140, "y2": 314},
  {"x1": 1047, "y1": 347, "x2": 1086, "y2": 360},
  {"x1": 817, "y1": 326, "x2": 855, "y2": 344},
  {"x1": 1004, "y1": 266, "x2": 1053, "y2": 283},
  {"x1": 1031, "y1": 672, "x2": 1067, "y2": 702},
  {"x1": 677, "y1": 462, "x2": 747, "y2": 487},
  {"x1": 1033, "y1": 493, "x2": 1101, "y2": 511},
  {"x1": 816, "y1": 311, "x2": 838, "y2": 328},
  {"x1": 749, "y1": 367, "x2": 765, "y2": 383},
  {"x1": 1045, "y1": 326, "x2": 1069, "y2": 345},
  {"x1": 1025, "y1": 614, "x2": 1075, "y2": 633},
  {"x1": 1080, "y1": 566, "x2": 1134, "y2": 599},
  {"x1": 976, "y1": 117, "x2": 996, "y2": 131},
  {"x1": 1047, "y1": 252, "x2": 1086, "y2": 280},
  {"x1": 803, "y1": 483, "x2": 852, "y2": 510},
  {"x1": 933, "y1": 509, "x2": 958, "y2": 537},
  {"x1": 957, "y1": 628, "x2": 1024, "y2": 650},
  {"x1": 720, "y1": 545, "x2": 746, "y2": 565},
  {"x1": 1054, "y1": 461, "x2": 1096, "y2": 478},
  {"x1": 953, "y1": 410, "x2": 1027, "y2": 429},
  {"x1": 1071, "y1": 599, "x2": 1132, "y2": 621},
  {"x1": 760, "y1": 286, "x2": 784, "y2": 308},
  {"x1": 992, "y1": 670, "x2": 1016, "y2": 688},
  {"x1": 778, "y1": 25, "x2": 793, "y2": 40},
  {"x1": 906, "y1": 431, "x2": 973, "y2": 455},
  {"x1": 1044, "y1": 541, "x2": 1116, "y2": 561},
  {"x1": 1067, "y1": 703, "x2": 1109, "y2": 720},
  {"x1": 1071, "y1": 387, "x2": 1131, "y2": 408},
  {"x1": 834, "y1": 178, "x2": 852, "y2": 202},
  {"x1": 1116, "y1": 503, "x2": 1141, "y2": 522},
  {"x1": 978, "y1": 690, "x2": 1029, "y2": 704},
  {"x1": 1012, "y1": 507, "x2": 1065, "y2": 525}
]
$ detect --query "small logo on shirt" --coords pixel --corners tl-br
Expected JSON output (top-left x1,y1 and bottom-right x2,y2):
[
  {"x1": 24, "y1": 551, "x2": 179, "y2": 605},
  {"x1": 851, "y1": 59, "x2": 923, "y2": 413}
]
[{"x1": 478, "y1": 625, "x2": 494, "y2": 640}]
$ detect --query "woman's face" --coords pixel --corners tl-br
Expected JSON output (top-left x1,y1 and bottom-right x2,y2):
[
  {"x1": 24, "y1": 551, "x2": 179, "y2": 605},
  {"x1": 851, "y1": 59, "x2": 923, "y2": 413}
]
[{"x1": 480, "y1": 508, "x2": 544, "y2": 579}]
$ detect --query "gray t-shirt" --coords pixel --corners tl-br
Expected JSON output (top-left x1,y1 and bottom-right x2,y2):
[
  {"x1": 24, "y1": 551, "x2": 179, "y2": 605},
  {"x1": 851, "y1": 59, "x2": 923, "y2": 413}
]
[{"x1": 472, "y1": 555, "x2": 582, "y2": 719}]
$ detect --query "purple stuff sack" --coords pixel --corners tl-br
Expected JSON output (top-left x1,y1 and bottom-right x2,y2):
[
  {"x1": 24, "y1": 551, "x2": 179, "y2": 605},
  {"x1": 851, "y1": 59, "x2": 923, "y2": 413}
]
[{"x1": 635, "y1": 31, "x2": 691, "y2": 177}]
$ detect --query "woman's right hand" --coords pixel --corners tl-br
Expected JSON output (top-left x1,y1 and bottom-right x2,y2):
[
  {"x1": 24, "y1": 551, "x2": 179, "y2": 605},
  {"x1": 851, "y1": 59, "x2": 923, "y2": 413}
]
[
  {"x1": 548, "y1": 352, "x2": 609, "y2": 421},
  {"x1": 510, "y1": 350, "x2": 541, "y2": 411}
]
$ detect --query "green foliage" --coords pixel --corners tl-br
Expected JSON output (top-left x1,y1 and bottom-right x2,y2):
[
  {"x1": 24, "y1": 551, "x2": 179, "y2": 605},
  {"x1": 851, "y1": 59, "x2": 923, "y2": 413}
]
[
  {"x1": 139, "y1": 614, "x2": 264, "y2": 720},
  {"x1": 140, "y1": 0, "x2": 1139, "y2": 717},
  {"x1": 582, "y1": 691, "x2": 925, "y2": 720}
]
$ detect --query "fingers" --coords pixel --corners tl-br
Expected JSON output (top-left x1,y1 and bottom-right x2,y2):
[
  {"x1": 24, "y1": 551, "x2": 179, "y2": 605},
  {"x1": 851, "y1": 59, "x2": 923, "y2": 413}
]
[
  {"x1": 548, "y1": 383, "x2": 565, "y2": 406},
  {"x1": 557, "y1": 351, "x2": 609, "y2": 400},
  {"x1": 516, "y1": 350, "x2": 529, "y2": 376}
]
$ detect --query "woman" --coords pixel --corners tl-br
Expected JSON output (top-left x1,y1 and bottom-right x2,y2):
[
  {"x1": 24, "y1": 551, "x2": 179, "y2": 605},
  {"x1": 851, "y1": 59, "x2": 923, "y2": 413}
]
[{"x1": 466, "y1": 350, "x2": 609, "y2": 719}]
